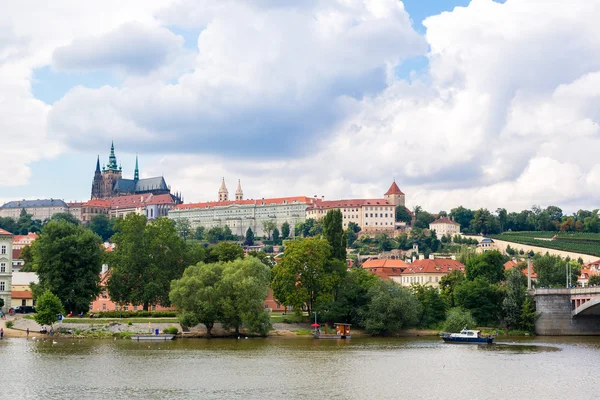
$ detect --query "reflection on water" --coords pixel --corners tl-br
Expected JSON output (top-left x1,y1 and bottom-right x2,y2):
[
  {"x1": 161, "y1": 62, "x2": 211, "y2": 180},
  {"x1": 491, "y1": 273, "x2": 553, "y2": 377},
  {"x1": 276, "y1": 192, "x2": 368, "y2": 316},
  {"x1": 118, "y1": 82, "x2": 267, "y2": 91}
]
[{"x1": 1, "y1": 336, "x2": 600, "y2": 400}]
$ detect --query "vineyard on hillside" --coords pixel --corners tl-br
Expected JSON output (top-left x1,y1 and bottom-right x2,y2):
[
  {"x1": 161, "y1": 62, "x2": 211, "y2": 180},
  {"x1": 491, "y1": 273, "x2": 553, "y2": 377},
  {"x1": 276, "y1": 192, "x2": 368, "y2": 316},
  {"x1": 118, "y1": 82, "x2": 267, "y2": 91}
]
[{"x1": 490, "y1": 232, "x2": 600, "y2": 257}]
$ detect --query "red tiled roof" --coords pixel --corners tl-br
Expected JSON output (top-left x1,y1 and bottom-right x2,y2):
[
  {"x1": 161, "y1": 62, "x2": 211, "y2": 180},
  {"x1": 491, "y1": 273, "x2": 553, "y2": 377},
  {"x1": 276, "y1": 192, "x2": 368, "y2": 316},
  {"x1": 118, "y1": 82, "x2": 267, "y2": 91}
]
[
  {"x1": 84, "y1": 199, "x2": 110, "y2": 207},
  {"x1": 362, "y1": 259, "x2": 408, "y2": 268},
  {"x1": 145, "y1": 194, "x2": 176, "y2": 205},
  {"x1": 13, "y1": 233, "x2": 37, "y2": 242},
  {"x1": 11, "y1": 291, "x2": 33, "y2": 299},
  {"x1": 504, "y1": 260, "x2": 537, "y2": 279},
  {"x1": 365, "y1": 267, "x2": 404, "y2": 277},
  {"x1": 431, "y1": 217, "x2": 460, "y2": 226},
  {"x1": 0, "y1": 228, "x2": 13, "y2": 236},
  {"x1": 403, "y1": 259, "x2": 465, "y2": 274},
  {"x1": 308, "y1": 198, "x2": 392, "y2": 210},
  {"x1": 385, "y1": 181, "x2": 404, "y2": 196},
  {"x1": 12, "y1": 249, "x2": 21, "y2": 259},
  {"x1": 174, "y1": 196, "x2": 314, "y2": 210}
]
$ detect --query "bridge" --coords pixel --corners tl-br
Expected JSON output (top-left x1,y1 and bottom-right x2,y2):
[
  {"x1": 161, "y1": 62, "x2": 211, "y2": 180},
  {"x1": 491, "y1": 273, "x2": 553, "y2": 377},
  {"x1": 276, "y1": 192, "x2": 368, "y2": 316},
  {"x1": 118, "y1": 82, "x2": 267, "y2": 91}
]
[{"x1": 535, "y1": 288, "x2": 600, "y2": 335}]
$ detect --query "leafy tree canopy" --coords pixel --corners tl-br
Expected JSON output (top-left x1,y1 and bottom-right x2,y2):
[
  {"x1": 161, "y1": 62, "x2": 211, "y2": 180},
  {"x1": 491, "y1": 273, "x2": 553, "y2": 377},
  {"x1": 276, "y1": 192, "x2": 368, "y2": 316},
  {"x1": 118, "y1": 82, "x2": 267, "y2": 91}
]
[
  {"x1": 465, "y1": 250, "x2": 506, "y2": 284},
  {"x1": 34, "y1": 290, "x2": 64, "y2": 328}
]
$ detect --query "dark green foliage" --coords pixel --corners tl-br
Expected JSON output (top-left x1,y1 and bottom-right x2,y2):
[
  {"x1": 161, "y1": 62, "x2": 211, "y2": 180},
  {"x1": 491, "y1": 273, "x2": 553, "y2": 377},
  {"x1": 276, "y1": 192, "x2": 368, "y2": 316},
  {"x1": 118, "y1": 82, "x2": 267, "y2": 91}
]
[
  {"x1": 107, "y1": 215, "x2": 190, "y2": 311},
  {"x1": 272, "y1": 228, "x2": 280, "y2": 244},
  {"x1": 442, "y1": 308, "x2": 475, "y2": 333},
  {"x1": 48, "y1": 212, "x2": 80, "y2": 226},
  {"x1": 502, "y1": 267, "x2": 527, "y2": 329},
  {"x1": 439, "y1": 270, "x2": 466, "y2": 308},
  {"x1": 465, "y1": 250, "x2": 506, "y2": 284},
  {"x1": 208, "y1": 242, "x2": 244, "y2": 263},
  {"x1": 449, "y1": 206, "x2": 475, "y2": 232},
  {"x1": 244, "y1": 227, "x2": 255, "y2": 246},
  {"x1": 520, "y1": 296, "x2": 537, "y2": 333},
  {"x1": 32, "y1": 220, "x2": 103, "y2": 313},
  {"x1": 361, "y1": 280, "x2": 420, "y2": 335},
  {"x1": 88, "y1": 214, "x2": 115, "y2": 242},
  {"x1": 92, "y1": 310, "x2": 179, "y2": 318},
  {"x1": 205, "y1": 226, "x2": 236, "y2": 243},
  {"x1": 412, "y1": 284, "x2": 448, "y2": 328},
  {"x1": 588, "y1": 275, "x2": 600, "y2": 286},
  {"x1": 186, "y1": 242, "x2": 207, "y2": 266},
  {"x1": 533, "y1": 254, "x2": 580, "y2": 287},
  {"x1": 413, "y1": 207, "x2": 435, "y2": 229},
  {"x1": 0, "y1": 210, "x2": 43, "y2": 235},
  {"x1": 281, "y1": 222, "x2": 290, "y2": 239},
  {"x1": 163, "y1": 326, "x2": 179, "y2": 334},
  {"x1": 34, "y1": 290, "x2": 64, "y2": 328},
  {"x1": 317, "y1": 268, "x2": 378, "y2": 325},
  {"x1": 395, "y1": 206, "x2": 412, "y2": 224},
  {"x1": 295, "y1": 218, "x2": 323, "y2": 237},
  {"x1": 194, "y1": 226, "x2": 205, "y2": 240},
  {"x1": 454, "y1": 278, "x2": 503, "y2": 326},
  {"x1": 323, "y1": 209, "x2": 346, "y2": 260},
  {"x1": 247, "y1": 251, "x2": 276, "y2": 268}
]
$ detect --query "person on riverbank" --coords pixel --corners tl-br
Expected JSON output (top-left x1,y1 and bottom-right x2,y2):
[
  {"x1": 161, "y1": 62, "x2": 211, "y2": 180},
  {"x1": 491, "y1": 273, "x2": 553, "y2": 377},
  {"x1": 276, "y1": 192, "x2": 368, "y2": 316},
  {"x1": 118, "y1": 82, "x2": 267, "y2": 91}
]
[
  {"x1": 26, "y1": 328, "x2": 29, "y2": 337},
  {"x1": 1, "y1": 328, "x2": 4, "y2": 339},
  {"x1": 0, "y1": 311, "x2": 4, "y2": 319}
]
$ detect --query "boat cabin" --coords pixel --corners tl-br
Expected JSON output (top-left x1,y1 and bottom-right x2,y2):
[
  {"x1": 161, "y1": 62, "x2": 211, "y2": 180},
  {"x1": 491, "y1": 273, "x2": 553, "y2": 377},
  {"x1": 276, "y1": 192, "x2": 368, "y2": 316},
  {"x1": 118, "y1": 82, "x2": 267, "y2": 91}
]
[{"x1": 335, "y1": 323, "x2": 351, "y2": 338}]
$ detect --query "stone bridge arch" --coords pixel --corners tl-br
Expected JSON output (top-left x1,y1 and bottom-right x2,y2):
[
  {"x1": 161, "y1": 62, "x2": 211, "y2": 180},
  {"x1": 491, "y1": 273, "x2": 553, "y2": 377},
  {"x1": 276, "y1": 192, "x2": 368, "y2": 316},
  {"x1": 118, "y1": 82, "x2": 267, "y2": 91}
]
[{"x1": 572, "y1": 296, "x2": 600, "y2": 317}]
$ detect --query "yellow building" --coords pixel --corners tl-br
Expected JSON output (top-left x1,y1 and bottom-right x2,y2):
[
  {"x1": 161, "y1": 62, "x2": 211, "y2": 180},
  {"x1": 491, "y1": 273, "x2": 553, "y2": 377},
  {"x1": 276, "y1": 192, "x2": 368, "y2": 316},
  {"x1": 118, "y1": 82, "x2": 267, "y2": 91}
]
[
  {"x1": 396, "y1": 258, "x2": 465, "y2": 288},
  {"x1": 10, "y1": 272, "x2": 38, "y2": 308}
]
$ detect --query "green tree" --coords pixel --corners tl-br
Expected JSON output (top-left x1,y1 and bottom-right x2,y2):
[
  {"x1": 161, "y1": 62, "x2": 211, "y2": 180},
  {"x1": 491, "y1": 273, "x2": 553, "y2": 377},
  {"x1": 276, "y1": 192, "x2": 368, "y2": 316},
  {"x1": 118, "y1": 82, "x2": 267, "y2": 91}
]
[
  {"x1": 271, "y1": 237, "x2": 332, "y2": 314},
  {"x1": 281, "y1": 222, "x2": 290, "y2": 239},
  {"x1": 496, "y1": 208, "x2": 508, "y2": 232},
  {"x1": 534, "y1": 254, "x2": 580, "y2": 287},
  {"x1": 222, "y1": 225, "x2": 235, "y2": 241},
  {"x1": 449, "y1": 206, "x2": 474, "y2": 232},
  {"x1": 170, "y1": 262, "x2": 224, "y2": 335},
  {"x1": 186, "y1": 242, "x2": 207, "y2": 266},
  {"x1": 454, "y1": 278, "x2": 503, "y2": 326},
  {"x1": 319, "y1": 268, "x2": 378, "y2": 325},
  {"x1": 205, "y1": 226, "x2": 224, "y2": 243},
  {"x1": 502, "y1": 267, "x2": 526, "y2": 329},
  {"x1": 439, "y1": 270, "x2": 466, "y2": 308},
  {"x1": 209, "y1": 242, "x2": 244, "y2": 262},
  {"x1": 244, "y1": 227, "x2": 255, "y2": 246},
  {"x1": 413, "y1": 208, "x2": 435, "y2": 229},
  {"x1": 262, "y1": 221, "x2": 277, "y2": 240},
  {"x1": 361, "y1": 280, "x2": 421, "y2": 335},
  {"x1": 442, "y1": 307, "x2": 475, "y2": 333},
  {"x1": 219, "y1": 257, "x2": 272, "y2": 336},
  {"x1": 88, "y1": 214, "x2": 114, "y2": 242},
  {"x1": 107, "y1": 215, "x2": 189, "y2": 311},
  {"x1": 412, "y1": 284, "x2": 448, "y2": 328},
  {"x1": 34, "y1": 290, "x2": 64, "y2": 329},
  {"x1": 194, "y1": 226, "x2": 205, "y2": 241},
  {"x1": 272, "y1": 228, "x2": 280, "y2": 244},
  {"x1": 588, "y1": 275, "x2": 600, "y2": 286},
  {"x1": 49, "y1": 212, "x2": 80, "y2": 225},
  {"x1": 32, "y1": 220, "x2": 103, "y2": 313},
  {"x1": 323, "y1": 209, "x2": 346, "y2": 261},
  {"x1": 174, "y1": 218, "x2": 192, "y2": 241},
  {"x1": 465, "y1": 250, "x2": 506, "y2": 284},
  {"x1": 520, "y1": 296, "x2": 537, "y2": 333},
  {"x1": 19, "y1": 245, "x2": 34, "y2": 272},
  {"x1": 247, "y1": 251, "x2": 276, "y2": 269},
  {"x1": 395, "y1": 206, "x2": 412, "y2": 224},
  {"x1": 0, "y1": 298, "x2": 3, "y2": 309}
]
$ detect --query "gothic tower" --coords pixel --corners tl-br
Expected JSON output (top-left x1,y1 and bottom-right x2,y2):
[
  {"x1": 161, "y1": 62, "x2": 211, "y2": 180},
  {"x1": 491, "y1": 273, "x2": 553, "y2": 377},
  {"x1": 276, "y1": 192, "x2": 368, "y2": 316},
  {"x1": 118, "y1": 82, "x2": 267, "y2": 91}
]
[
  {"x1": 134, "y1": 154, "x2": 139, "y2": 182},
  {"x1": 384, "y1": 179, "x2": 405, "y2": 207},
  {"x1": 100, "y1": 140, "x2": 123, "y2": 199},
  {"x1": 235, "y1": 179, "x2": 243, "y2": 201},
  {"x1": 91, "y1": 155, "x2": 102, "y2": 199},
  {"x1": 218, "y1": 178, "x2": 229, "y2": 202}
]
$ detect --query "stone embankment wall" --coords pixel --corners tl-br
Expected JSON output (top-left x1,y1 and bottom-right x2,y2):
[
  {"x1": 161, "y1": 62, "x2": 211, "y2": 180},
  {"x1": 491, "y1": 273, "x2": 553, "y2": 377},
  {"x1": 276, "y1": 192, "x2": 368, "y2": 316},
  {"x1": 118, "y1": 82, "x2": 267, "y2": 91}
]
[{"x1": 535, "y1": 293, "x2": 600, "y2": 335}]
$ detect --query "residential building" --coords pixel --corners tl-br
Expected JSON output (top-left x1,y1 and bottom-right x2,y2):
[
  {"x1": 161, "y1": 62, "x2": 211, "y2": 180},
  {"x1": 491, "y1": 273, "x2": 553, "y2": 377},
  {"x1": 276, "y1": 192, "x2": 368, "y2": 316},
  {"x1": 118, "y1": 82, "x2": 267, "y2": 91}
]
[
  {"x1": 169, "y1": 186, "x2": 312, "y2": 237},
  {"x1": 110, "y1": 193, "x2": 176, "y2": 220},
  {"x1": 12, "y1": 232, "x2": 38, "y2": 250},
  {"x1": 91, "y1": 141, "x2": 183, "y2": 202},
  {"x1": 361, "y1": 259, "x2": 408, "y2": 283},
  {"x1": 305, "y1": 181, "x2": 407, "y2": 232},
  {"x1": 397, "y1": 258, "x2": 465, "y2": 288},
  {"x1": 0, "y1": 199, "x2": 69, "y2": 221},
  {"x1": 81, "y1": 199, "x2": 110, "y2": 223},
  {"x1": 0, "y1": 228, "x2": 13, "y2": 312},
  {"x1": 429, "y1": 217, "x2": 461, "y2": 237},
  {"x1": 504, "y1": 260, "x2": 538, "y2": 280},
  {"x1": 10, "y1": 272, "x2": 38, "y2": 308},
  {"x1": 477, "y1": 237, "x2": 498, "y2": 253},
  {"x1": 67, "y1": 202, "x2": 84, "y2": 222}
]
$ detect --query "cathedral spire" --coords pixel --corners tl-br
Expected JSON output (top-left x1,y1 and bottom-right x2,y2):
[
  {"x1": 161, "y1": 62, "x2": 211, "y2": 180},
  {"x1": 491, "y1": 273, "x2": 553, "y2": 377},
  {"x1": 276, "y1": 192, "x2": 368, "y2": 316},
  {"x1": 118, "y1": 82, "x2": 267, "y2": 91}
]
[
  {"x1": 134, "y1": 154, "x2": 139, "y2": 181},
  {"x1": 95, "y1": 155, "x2": 101, "y2": 173},
  {"x1": 107, "y1": 140, "x2": 119, "y2": 171},
  {"x1": 218, "y1": 177, "x2": 229, "y2": 202}
]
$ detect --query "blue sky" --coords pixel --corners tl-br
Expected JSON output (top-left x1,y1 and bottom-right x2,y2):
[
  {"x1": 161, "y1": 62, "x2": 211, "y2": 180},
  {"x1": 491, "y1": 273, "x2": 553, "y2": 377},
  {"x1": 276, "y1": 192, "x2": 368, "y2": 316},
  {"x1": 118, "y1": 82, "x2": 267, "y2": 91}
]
[{"x1": 4, "y1": 0, "x2": 600, "y2": 212}]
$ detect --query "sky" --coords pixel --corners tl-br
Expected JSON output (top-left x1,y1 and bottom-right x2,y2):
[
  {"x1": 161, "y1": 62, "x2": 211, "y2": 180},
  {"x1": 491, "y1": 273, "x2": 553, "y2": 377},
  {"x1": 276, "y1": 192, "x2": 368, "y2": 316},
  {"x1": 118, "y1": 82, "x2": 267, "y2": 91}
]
[{"x1": 1, "y1": 0, "x2": 598, "y2": 214}]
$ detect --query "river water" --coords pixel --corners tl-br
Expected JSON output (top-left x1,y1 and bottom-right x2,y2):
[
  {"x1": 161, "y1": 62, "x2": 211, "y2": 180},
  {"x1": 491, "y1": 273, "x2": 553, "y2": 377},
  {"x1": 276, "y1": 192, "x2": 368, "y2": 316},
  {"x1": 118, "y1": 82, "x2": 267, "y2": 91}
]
[{"x1": 1, "y1": 336, "x2": 599, "y2": 399}]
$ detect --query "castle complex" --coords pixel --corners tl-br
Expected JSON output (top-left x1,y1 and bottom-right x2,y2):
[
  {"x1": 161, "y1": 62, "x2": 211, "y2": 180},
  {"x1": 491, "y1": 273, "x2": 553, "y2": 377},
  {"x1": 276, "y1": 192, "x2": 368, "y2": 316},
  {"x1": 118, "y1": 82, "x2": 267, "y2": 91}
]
[{"x1": 90, "y1": 142, "x2": 181, "y2": 202}]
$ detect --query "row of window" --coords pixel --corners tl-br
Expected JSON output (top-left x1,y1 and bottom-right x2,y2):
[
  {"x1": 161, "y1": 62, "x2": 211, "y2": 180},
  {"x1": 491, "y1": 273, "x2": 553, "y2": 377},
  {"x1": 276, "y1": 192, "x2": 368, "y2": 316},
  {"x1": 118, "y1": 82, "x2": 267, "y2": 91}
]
[
  {"x1": 402, "y1": 276, "x2": 440, "y2": 283},
  {"x1": 0, "y1": 245, "x2": 5, "y2": 254}
]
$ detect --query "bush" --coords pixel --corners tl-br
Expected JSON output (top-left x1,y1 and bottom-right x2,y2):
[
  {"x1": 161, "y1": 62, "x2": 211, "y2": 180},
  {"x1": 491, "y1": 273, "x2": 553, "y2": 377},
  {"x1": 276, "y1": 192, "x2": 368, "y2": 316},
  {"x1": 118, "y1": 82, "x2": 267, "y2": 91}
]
[
  {"x1": 442, "y1": 308, "x2": 475, "y2": 333},
  {"x1": 5, "y1": 321, "x2": 13, "y2": 329},
  {"x1": 92, "y1": 310, "x2": 178, "y2": 318},
  {"x1": 163, "y1": 326, "x2": 179, "y2": 334}
]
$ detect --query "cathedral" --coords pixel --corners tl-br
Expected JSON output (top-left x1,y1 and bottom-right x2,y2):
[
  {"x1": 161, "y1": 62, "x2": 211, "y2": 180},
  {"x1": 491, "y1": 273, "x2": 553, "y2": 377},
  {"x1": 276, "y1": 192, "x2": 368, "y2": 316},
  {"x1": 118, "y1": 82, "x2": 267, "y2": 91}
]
[{"x1": 91, "y1": 141, "x2": 182, "y2": 202}]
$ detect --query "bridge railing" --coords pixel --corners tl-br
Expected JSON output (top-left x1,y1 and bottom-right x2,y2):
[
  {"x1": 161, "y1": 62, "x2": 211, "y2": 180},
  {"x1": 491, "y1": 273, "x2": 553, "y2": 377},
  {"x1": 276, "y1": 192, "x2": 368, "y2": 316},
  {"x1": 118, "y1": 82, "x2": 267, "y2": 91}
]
[{"x1": 534, "y1": 288, "x2": 600, "y2": 295}]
